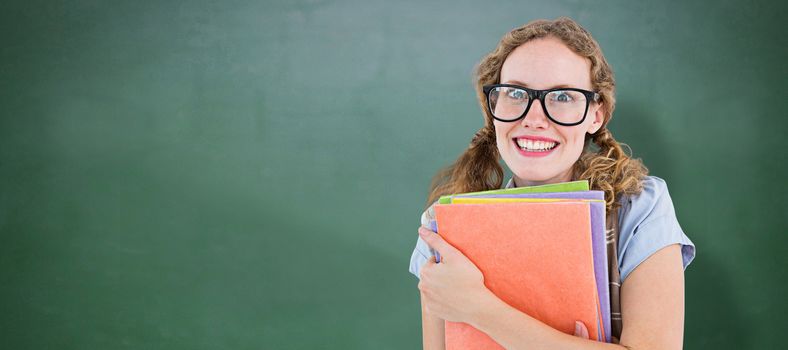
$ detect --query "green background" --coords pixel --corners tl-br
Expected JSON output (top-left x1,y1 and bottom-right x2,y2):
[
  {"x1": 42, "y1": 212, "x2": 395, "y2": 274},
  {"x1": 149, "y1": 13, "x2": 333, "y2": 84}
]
[{"x1": 1, "y1": 0, "x2": 785, "y2": 348}]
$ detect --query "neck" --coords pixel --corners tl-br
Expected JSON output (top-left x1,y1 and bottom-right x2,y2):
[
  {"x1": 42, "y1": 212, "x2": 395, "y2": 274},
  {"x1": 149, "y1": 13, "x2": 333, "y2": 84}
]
[{"x1": 513, "y1": 169, "x2": 573, "y2": 187}]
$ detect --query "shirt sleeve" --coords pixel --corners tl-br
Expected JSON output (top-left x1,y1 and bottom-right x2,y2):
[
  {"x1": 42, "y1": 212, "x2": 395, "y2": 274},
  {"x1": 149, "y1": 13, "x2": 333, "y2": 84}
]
[
  {"x1": 617, "y1": 176, "x2": 696, "y2": 282},
  {"x1": 408, "y1": 202, "x2": 438, "y2": 280}
]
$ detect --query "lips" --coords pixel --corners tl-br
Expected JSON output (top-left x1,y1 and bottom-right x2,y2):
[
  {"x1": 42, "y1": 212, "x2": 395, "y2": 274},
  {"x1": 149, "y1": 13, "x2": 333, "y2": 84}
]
[
  {"x1": 512, "y1": 135, "x2": 560, "y2": 157},
  {"x1": 514, "y1": 136, "x2": 560, "y2": 149},
  {"x1": 513, "y1": 135, "x2": 560, "y2": 143}
]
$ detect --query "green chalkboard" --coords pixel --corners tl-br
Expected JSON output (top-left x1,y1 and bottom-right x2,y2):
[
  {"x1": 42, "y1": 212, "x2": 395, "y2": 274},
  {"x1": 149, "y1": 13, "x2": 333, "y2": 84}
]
[{"x1": 1, "y1": 0, "x2": 785, "y2": 349}]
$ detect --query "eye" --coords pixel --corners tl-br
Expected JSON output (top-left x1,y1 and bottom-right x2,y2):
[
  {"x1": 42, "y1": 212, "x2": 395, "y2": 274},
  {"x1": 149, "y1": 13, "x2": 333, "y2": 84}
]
[
  {"x1": 506, "y1": 88, "x2": 527, "y2": 100},
  {"x1": 552, "y1": 91, "x2": 573, "y2": 102},
  {"x1": 549, "y1": 90, "x2": 584, "y2": 103}
]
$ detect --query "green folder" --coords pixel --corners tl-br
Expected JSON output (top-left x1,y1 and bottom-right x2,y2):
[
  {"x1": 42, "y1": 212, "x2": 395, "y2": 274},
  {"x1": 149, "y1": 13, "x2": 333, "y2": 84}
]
[{"x1": 438, "y1": 180, "x2": 589, "y2": 204}]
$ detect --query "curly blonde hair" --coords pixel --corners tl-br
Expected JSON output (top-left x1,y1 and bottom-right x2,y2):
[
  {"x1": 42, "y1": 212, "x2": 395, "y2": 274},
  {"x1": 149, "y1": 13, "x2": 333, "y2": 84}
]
[{"x1": 427, "y1": 17, "x2": 648, "y2": 213}]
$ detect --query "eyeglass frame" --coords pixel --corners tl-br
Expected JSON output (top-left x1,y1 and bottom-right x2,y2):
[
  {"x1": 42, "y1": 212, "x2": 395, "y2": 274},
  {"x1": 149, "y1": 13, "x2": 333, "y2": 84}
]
[{"x1": 482, "y1": 84, "x2": 601, "y2": 126}]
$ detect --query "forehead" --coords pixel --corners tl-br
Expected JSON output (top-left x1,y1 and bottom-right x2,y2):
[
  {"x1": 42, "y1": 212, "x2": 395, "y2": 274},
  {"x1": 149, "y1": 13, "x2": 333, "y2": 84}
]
[{"x1": 500, "y1": 37, "x2": 593, "y2": 89}]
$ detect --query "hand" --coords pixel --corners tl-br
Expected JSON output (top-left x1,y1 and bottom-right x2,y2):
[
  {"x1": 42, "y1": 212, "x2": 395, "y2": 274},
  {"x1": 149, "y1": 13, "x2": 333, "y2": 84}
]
[
  {"x1": 417, "y1": 226, "x2": 497, "y2": 324},
  {"x1": 574, "y1": 321, "x2": 589, "y2": 339}
]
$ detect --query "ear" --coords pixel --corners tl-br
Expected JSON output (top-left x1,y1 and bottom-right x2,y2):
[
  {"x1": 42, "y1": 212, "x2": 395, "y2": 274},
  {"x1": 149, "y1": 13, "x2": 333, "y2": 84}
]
[{"x1": 587, "y1": 102, "x2": 605, "y2": 135}]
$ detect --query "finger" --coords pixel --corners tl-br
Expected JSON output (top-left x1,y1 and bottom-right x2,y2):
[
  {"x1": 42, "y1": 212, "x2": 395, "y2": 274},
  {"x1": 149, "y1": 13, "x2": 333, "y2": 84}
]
[
  {"x1": 418, "y1": 226, "x2": 457, "y2": 258},
  {"x1": 429, "y1": 252, "x2": 444, "y2": 266},
  {"x1": 573, "y1": 321, "x2": 589, "y2": 339},
  {"x1": 417, "y1": 225, "x2": 436, "y2": 235},
  {"x1": 419, "y1": 255, "x2": 437, "y2": 279}
]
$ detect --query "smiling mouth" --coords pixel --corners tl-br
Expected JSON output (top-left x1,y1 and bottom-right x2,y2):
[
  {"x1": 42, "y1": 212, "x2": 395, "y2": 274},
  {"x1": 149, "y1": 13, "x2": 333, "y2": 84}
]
[{"x1": 513, "y1": 138, "x2": 560, "y2": 152}]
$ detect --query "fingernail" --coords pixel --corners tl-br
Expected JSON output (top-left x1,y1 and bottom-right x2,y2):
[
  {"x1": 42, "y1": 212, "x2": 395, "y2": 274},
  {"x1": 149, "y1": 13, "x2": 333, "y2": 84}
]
[{"x1": 574, "y1": 321, "x2": 580, "y2": 334}]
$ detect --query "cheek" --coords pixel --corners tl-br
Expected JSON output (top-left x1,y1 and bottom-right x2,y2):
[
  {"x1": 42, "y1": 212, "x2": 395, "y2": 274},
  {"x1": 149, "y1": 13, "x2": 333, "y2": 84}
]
[
  {"x1": 555, "y1": 128, "x2": 587, "y2": 155},
  {"x1": 561, "y1": 131, "x2": 589, "y2": 159},
  {"x1": 567, "y1": 131, "x2": 586, "y2": 145},
  {"x1": 554, "y1": 124, "x2": 584, "y2": 145},
  {"x1": 493, "y1": 121, "x2": 510, "y2": 147}
]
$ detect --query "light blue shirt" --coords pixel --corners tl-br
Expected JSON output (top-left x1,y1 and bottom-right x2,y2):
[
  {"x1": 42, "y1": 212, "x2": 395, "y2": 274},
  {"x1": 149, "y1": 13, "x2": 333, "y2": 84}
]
[{"x1": 408, "y1": 175, "x2": 696, "y2": 283}]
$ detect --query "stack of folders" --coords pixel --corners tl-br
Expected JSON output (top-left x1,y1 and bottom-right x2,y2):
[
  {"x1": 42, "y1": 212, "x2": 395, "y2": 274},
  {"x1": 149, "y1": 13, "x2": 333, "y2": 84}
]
[{"x1": 428, "y1": 180, "x2": 611, "y2": 348}]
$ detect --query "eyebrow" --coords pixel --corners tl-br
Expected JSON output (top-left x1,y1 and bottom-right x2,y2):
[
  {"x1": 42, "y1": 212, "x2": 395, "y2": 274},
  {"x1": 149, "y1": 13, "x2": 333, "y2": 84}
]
[{"x1": 502, "y1": 80, "x2": 574, "y2": 89}]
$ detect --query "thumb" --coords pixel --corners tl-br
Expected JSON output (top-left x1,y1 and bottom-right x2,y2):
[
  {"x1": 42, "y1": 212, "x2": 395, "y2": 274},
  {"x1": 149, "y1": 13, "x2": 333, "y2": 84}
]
[
  {"x1": 573, "y1": 321, "x2": 590, "y2": 339},
  {"x1": 418, "y1": 226, "x2": 458, "y2": 259}
]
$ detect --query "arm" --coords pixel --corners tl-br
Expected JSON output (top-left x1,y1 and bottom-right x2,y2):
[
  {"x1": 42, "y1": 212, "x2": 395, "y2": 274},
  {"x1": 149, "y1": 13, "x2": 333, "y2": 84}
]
[
  {"x1": 420, "y1": 292, "x2": 445, "y2": 350},
  {"x1": 618, "y1": 243, "x2": 685, "y2": 348},
  {"x1": 471, "y1": 244, "x2": 685, "y2": 350}
]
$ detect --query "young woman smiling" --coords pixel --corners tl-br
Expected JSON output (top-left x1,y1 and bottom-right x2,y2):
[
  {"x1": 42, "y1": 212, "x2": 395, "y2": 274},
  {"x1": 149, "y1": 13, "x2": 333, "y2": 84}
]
[{"x1": 408, "y1": 17, "x2": 695, "y2": 350}]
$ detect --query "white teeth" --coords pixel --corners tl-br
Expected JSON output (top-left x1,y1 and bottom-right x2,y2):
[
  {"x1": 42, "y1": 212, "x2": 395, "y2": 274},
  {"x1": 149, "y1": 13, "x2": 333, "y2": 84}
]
[{"x1": 516, "y1": 139, "x2": 557, "y2": 151}]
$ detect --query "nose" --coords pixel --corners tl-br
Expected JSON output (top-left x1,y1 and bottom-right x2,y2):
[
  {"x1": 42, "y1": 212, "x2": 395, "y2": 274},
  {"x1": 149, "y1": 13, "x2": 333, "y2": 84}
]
[{"x1": 521, "y1": 99, "x2": 550, "y2": 129}]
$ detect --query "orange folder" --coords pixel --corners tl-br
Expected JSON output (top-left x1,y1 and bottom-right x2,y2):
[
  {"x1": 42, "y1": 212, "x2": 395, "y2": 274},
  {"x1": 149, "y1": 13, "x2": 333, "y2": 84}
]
[{"x1": 434, "y1": 201, "x2": 600, "y2": 349}]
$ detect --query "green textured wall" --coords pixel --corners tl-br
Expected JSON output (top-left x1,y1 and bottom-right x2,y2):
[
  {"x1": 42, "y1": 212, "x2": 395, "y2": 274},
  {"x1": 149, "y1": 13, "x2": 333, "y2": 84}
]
[{"x1": 1, "y1": 0, "x2": 785, "y2": 349}]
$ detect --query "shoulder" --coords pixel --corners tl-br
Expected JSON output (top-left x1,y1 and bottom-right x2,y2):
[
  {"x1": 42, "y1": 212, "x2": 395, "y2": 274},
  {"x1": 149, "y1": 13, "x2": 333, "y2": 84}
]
[
  {"x1": 618, "y1": 175, "x2": 674, "y2": 224},
  {"x1": 617, "y1": 176, "x2": 696, "y2": 282}
]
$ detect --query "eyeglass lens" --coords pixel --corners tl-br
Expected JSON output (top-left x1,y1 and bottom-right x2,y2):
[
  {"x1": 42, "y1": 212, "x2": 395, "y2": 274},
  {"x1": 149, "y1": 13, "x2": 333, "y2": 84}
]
[{"x1": 489, "y1": 86, "x2": 588, "y2": 124}]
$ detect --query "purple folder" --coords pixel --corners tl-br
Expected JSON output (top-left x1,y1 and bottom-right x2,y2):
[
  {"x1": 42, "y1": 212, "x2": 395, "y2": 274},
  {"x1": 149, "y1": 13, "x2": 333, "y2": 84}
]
[{"x1": 433, "y1": 190, "x2": 611, "y2": 343}]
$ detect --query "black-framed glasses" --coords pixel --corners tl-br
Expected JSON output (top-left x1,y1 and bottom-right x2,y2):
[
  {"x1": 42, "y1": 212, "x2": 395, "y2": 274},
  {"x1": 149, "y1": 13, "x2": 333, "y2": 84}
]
[{"x1": 483, "y1": 84, "x2": 600, "y2": 126}]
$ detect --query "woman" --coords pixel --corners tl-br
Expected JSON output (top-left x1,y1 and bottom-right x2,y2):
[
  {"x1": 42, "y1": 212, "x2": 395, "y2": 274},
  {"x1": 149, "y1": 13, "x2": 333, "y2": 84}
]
[{"x1": 408, "y1": 17, "x2": 696, "y2": 349}]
